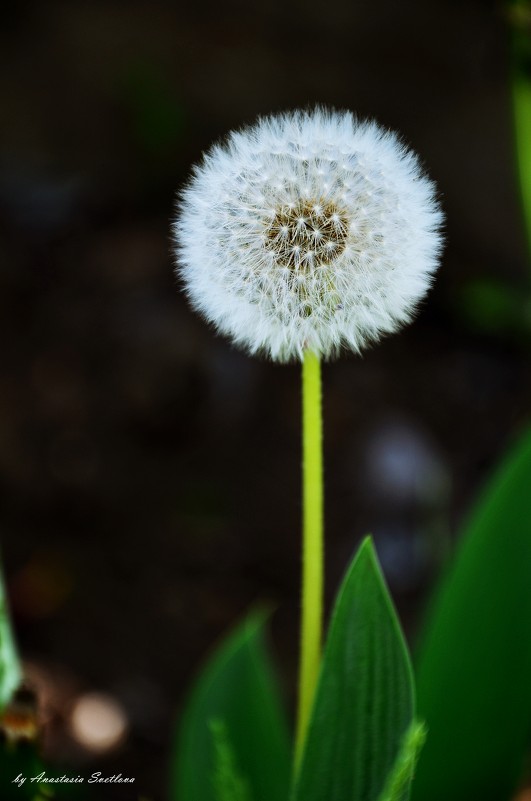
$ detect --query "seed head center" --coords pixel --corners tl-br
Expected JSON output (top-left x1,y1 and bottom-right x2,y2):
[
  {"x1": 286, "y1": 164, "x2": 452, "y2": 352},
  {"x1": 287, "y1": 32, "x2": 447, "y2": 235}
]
[{"x1": 264, "y1": 199, "x2": 349, "y2": 268}]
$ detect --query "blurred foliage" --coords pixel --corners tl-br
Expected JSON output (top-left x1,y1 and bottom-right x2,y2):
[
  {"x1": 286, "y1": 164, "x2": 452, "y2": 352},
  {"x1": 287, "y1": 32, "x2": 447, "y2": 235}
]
[
  {"x1": 456, "y1": 277, "x2": 531, "y2": 339},
  {"x1": 455, "y1": 1, "x2": 531, "y2": 341},
  {"x1": 412, "y1": 426, "x2": 531, "y2": 801},
  {"x1": 0, "y1": 557, "x2": 21, "y2": 712},
  {"x1": 511, "y1": 0, "x2": 531, "y2": 257},
  {"x1": 171, "y1": 612, "x2": 291, "y2": 801}
]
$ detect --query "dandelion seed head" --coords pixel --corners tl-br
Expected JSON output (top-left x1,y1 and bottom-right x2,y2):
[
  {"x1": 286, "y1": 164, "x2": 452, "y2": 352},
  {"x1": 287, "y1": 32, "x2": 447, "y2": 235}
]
[{"x1": 173, "y1": 108, "x2": 444, "y2": 361}]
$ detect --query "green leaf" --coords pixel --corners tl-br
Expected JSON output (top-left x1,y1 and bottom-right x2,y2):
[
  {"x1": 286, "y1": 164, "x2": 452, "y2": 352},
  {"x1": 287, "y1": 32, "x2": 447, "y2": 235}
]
[
  {"x1": 293, "y1": 537, "x2": 415, "y2": 801},
  {"x1": 376, "y1": 720, "x2": 426, "y2": 801},
  {"x1": 412, "y1": 425, "x2": 531, "y2": 801},
  {"x1": 0, "y1": 555, "x2": 21, "y2": 712},
  {"x1": 171, "y1": 612, "x2": 291, "y2": 801},
  {"x1": 210, "y1": 719, "x2": 252, "y2": 801}
]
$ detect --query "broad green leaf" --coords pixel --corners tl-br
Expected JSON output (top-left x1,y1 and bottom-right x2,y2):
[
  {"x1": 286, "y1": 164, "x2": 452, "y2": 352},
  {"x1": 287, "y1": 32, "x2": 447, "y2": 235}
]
[
  {"x1": 0, "y1": 555, "x2": 21, "y2": 711},
  {"x1": 412, "y1": 426, "x2": 531, "y2": 801},
  {"x1": 171, "y1": 612, "x2": 291, "y2": 801},
  {"x1": 293, "y1": 538, "x2": 415, "y2": 801}
]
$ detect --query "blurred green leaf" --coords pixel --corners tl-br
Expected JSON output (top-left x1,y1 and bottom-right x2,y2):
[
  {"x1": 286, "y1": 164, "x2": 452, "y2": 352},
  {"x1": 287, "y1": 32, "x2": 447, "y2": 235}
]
[
  {"x1": 0, "y1": 556, "x2": 21, "y2": 712},
  {"x1": 293, "y1": 538, "x2": 415, "y2": 801},
  {"x1": 456, "y1": 278, "x2": 530, "y2": 337},
  {"x1": 512, "y1": 0, "x2": 531, "y2": 257},
  {"x1": 210, "y1": 719, "x2": 252, "y2": 801},
  {"x1": 412, "y1": 426, "x2": 531, "y2": 801},
  {"x1": 171, "y1": 612, "x2": 291, "y2": 801}
]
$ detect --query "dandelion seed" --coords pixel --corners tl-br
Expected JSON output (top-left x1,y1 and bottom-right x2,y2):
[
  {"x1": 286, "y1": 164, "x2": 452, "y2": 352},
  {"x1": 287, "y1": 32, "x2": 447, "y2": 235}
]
[{"x1": 173, "y1": 108, "x2": 443, "y2": 361}]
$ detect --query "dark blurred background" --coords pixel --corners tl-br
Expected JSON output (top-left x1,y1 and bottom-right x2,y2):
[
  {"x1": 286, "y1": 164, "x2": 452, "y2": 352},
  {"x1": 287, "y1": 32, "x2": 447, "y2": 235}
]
[{"x1": 1, "y1": 0, "x2": 531, "y2": 798}]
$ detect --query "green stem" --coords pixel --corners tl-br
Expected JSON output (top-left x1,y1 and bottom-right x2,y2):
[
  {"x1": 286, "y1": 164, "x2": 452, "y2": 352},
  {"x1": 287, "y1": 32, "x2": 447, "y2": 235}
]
[{"x1": 295, "y1": 350, "x2": 324, "y2": 768}]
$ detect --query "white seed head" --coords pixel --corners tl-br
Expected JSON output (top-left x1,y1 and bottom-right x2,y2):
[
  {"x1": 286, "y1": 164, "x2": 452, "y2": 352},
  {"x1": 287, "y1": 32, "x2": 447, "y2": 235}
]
[{"x1": 173, "y1": 108, "x2": 443, "y2": 362}]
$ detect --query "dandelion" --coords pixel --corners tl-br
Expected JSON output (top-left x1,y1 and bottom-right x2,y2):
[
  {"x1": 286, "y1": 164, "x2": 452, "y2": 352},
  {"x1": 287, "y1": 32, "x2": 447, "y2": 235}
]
[
  {"x1": 173, "y1": 108, "x2": 443, "y2": 362},
  {"x1": 172, "y1": 108, "x2": 443, "y2": 766}
]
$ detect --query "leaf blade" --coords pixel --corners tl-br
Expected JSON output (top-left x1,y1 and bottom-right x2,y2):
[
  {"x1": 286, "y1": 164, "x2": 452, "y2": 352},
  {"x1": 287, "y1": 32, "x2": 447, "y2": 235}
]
[
  {"x1": 412, "y1": 426, "x2": 531, "y2": 801},
  {"x1": 376, "y1": 720, "x2": 426, "y2": 801},
  {"x1": 293, "y1": 537, "x2": 415, "y2": 801},
  {"x1": 171, "y1": 612, "x2": 291, "y2": 801}
]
